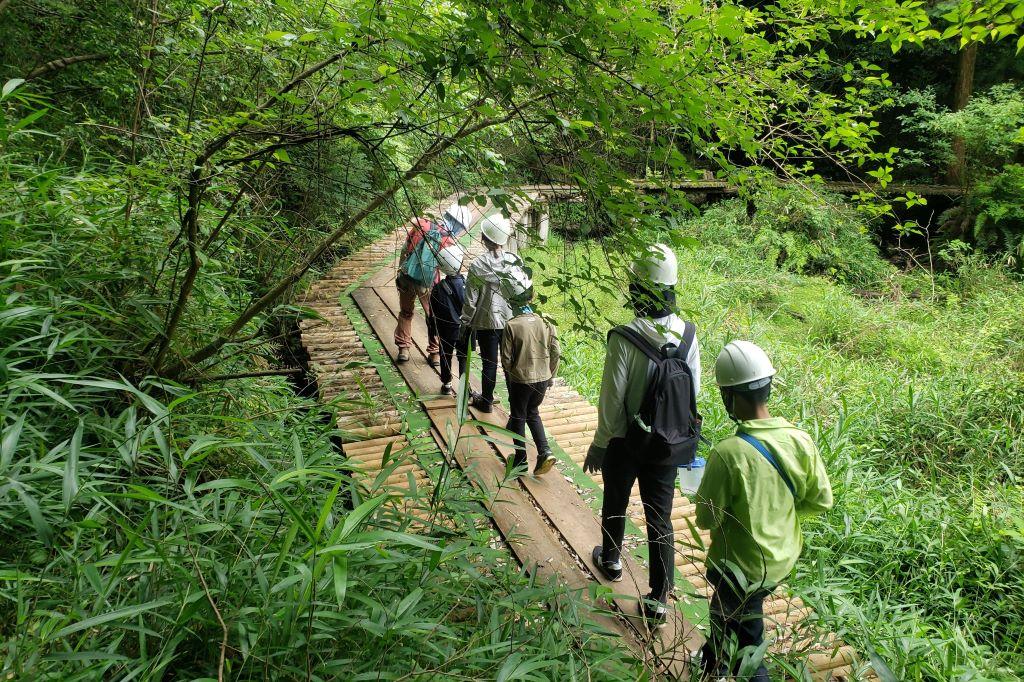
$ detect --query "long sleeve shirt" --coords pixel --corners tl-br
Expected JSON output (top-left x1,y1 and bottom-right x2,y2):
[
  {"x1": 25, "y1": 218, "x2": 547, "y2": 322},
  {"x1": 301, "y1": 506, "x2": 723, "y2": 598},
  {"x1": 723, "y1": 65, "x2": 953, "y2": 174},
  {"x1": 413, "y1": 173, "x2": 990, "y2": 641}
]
[
  {"x1": 593, "y1": 314, "x2": 701, "y2": 449},
  {"x1": 460, "y1": 250, "x2": 520, "y2": 331},
  {"x1": 500, "y1": 313, "x2": 560, "y2": 384},
  {"x1": 695, "y1": 417, "x2": 834, "y2": 586}
]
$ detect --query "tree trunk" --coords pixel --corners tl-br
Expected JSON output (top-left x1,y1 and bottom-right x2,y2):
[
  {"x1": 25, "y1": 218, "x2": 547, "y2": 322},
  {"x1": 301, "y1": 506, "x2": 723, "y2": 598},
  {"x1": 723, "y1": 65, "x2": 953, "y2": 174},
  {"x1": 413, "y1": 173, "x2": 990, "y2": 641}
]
[{"x1": 946, "y1": 41, "x2": 977, "y2": 185}]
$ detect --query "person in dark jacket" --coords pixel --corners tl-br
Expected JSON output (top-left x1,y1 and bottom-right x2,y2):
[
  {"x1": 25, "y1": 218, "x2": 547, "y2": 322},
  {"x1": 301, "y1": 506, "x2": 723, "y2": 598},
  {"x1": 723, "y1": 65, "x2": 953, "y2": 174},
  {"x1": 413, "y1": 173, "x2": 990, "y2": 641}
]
[{"x1": 431, "y1": 245, "x2": 468, "y2": 396}]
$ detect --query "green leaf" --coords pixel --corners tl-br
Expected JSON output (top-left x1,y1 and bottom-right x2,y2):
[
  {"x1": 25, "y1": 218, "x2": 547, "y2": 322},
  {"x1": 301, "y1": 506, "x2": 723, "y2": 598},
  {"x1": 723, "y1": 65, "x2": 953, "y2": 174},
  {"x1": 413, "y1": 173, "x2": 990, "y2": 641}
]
[
  {"x1": 51, "y1": 599, "x2": 173, "y2": 640},
  {"x1": 332, "y1": 556, "x2": 348, "y2": 606},
  {"x1": 265, "y1": 31, "x2": 298, "y2": 43},
  {"x1": 1, "y1": 413, "x2": 26, "y2": 473},
  {"x1": 335, "y1": 493, "x2": 390, "y2": 542},
  {"x1": 716, "y1": 4, "x2": 744, "y2": 42},
  {"x1": 314, "y1": 481, "x2": 343, "y2": 540},
  {"x1": 63, "y1": 419, "x2": 83, "y2": 511},
  {"x1": 869, "y1": 650, "x2": 899, "y2": 682},
  {"x1": 0, "y1": 570, "x2": 57, "y2": 583},
  {"x1": 13, "y1": 486, "x2": 53, "y2": 545},
  {"x1": 2, "y1": 78, "x2": 25, "y2": 98}
]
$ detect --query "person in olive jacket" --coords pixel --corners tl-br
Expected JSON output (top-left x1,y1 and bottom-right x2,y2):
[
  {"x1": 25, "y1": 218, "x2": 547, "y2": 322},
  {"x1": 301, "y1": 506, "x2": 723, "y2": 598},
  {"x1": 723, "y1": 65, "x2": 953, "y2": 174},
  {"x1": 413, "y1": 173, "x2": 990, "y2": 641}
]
[{"x1": 499, "y1": 266, "x2": 560, "y2": 476}]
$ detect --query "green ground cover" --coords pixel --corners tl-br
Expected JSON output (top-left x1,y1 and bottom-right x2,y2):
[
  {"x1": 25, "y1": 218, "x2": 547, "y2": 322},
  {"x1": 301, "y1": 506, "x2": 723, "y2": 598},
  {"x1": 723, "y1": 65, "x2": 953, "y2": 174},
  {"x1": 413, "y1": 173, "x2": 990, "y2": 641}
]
[
  {"x1": 526, "y1": 197, "x2": 1024, "y2": 681},
  {"x1": 0, "y1": 165, "x2": 641, "y2": 680}
]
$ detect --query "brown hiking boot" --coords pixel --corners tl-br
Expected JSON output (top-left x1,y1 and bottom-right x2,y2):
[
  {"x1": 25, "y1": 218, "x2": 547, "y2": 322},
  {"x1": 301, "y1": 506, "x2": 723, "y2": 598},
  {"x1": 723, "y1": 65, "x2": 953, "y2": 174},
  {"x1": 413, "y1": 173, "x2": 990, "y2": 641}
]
[{"x1": 396, "y1": 348, "x2": 410, "y2": 363}]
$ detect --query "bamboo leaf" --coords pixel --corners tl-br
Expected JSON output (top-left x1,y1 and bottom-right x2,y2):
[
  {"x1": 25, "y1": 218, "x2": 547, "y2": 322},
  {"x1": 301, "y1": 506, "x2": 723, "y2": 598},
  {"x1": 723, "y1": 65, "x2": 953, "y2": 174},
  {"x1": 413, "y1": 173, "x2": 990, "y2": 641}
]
[
  {"x1": 1, "y1": 413, "x2": 26, "y2": 473},
  {"x1": 51, "y1": 599, "x2": 173, "y2": 640},
  {"x1": 332, "y1": 555, "x2": 348, "y2": 607},
  {"x1": 62, "y1": 419, "x2": 82, "y2": 511}
]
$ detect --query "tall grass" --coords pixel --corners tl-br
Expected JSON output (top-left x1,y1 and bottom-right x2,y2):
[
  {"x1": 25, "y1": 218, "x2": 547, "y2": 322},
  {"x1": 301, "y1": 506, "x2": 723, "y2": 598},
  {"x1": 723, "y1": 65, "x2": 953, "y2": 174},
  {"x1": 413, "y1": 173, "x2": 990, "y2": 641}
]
[
  {"x1": 530, "y1": 198, "x2": 1024, "y2": 680},
  {"x1": 0, "y1": 150, "x2": 641, "y2": 679}
]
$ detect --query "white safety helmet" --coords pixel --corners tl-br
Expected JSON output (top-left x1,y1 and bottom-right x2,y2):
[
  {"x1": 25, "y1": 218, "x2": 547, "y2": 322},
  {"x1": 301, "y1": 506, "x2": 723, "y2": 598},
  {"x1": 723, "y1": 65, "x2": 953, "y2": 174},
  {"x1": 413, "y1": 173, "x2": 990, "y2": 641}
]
[
  {"x1": 715, "y1": 340, "x2": 777, "y2": 390},
  {"x1": 634, "y1": 243, "x2": 678, "y2": 286},
  {"x1": 443, "y1": 203, "x2": 472, "y2": 235},
  {"x1": 436, "y1": 244, "x2": 465, "y2": 277},
  {"x1": 480, "y1": 213, "x2": 511, "y2": 247},
  {"x1": 499, "y1": 264, "x2": 533, "y2": 303}
]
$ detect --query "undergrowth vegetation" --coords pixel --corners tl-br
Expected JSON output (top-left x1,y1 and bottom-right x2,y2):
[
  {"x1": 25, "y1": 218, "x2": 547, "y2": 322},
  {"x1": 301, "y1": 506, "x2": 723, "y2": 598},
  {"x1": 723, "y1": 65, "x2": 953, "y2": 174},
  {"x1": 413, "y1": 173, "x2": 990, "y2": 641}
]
[
  {"x1": 530, "y1": 197, "x2": 1024, "y2": 681},
  {"x1": 2, "y1": 0, "x2": 1022, "y2": 678},
  {"x1": 0, "y1": 119, "x2": 635, "y2": 682}
]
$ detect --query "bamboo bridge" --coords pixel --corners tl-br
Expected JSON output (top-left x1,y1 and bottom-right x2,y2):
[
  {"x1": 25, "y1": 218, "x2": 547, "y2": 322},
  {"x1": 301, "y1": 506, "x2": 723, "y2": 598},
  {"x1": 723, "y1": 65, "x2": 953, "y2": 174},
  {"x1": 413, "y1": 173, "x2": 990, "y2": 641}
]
[{"x1": 296, "y1": 189, "x2": 872, "y2": 679}]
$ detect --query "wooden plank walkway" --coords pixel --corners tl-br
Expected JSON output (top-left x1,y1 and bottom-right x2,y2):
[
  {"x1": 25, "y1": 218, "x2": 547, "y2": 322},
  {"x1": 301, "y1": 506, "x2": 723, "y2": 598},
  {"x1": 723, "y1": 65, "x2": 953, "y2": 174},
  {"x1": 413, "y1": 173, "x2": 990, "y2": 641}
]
[{"x1": 297, "y1": 190, "x2": 870, "y2": 679}]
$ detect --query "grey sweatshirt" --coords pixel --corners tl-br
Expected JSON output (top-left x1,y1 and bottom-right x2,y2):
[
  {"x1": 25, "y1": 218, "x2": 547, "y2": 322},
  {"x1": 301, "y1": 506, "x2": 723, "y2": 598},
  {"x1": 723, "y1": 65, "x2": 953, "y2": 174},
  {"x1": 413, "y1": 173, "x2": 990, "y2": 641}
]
[{"x1": 460, "y1": 249, "x2": 523, "y2": 331}]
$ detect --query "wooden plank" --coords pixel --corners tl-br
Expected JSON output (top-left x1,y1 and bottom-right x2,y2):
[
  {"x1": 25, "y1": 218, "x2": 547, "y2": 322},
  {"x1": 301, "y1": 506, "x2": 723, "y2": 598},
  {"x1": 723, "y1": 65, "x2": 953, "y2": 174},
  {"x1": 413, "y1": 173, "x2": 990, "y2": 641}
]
[
  {"x1": 353, "y1": 285, "x2": 698, "y2": 677},
  {"x1": 301, "y1": 201, "x2": 865, "y2": 680},
  {"x1": 343, "y1": 285, "x2": 645, "y2": 658},
  {"x1": 631, "y1": 178, "x2": 963, "y2": 196}
]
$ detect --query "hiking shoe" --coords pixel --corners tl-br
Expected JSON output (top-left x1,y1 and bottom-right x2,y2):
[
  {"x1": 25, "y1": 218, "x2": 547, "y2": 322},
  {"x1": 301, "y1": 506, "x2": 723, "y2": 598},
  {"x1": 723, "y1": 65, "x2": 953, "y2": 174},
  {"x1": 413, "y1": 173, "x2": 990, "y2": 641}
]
[
  {"x1": 470, "y1": 395, "x2": 492, "y2": 413},
  {"x1": 427, "y1": 353, "x2": 440, "y2": 368},
  {"x1": 639, "y1": 594, "x2": 668, "y2": 629},
  {"x1": 534, "y1": 451, "x2": 555, "y2": 476},
  {"x1": 440, "y1": 383, "x2": 455, "y2": 397},
  {"x1": 396, "y1": 348, "x2": 410, "y2": 363},
  {"x1": 591, "y1": 546, "x2": 622, "y2": 582}
]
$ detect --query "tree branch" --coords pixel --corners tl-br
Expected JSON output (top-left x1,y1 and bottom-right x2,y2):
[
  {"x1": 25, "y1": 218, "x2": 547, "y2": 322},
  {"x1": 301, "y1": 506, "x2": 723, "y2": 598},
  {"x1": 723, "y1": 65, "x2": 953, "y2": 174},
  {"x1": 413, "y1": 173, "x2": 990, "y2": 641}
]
[
  {"x1": 199, "y1": 368, "x2": 303, "y2": 382},
  {"x1": 26, "y1": 54, "x2": 107, "y2": 81},
  {"x1": 162, "y1": 110, "x2": 505, "y2": 378},
  {"x1": 150, "y1": 43, "x2": 373, "y2": 370}
]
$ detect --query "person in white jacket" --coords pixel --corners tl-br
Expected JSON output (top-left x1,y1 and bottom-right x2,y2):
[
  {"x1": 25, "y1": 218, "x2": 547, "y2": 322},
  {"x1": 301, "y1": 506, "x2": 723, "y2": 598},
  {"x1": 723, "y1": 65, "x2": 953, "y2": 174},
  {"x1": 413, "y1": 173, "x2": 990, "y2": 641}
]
[
  {"x1": 584, "y1": 243, "x2": 701, "y2": 626},
  {"x1": 460, "y1": 213, "x2": 522, "y2": 413}
]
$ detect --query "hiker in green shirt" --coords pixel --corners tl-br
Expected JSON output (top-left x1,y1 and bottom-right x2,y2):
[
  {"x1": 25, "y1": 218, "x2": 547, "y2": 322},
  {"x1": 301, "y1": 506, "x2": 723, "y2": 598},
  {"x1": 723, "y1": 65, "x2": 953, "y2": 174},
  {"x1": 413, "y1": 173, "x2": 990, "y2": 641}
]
[{"x1": 696, "y1": 340, "x2": 833, "y2": 680}]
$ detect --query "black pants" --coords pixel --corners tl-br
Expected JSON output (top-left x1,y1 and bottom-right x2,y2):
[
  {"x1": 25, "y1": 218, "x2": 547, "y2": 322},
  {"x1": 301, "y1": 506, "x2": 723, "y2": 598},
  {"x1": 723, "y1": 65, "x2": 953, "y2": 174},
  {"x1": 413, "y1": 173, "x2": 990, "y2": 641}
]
[
  {"x1": 436, "y1": 321, "x2": 465, "y2": 386},
  {"x1": 701, "y1": 568, "x2": 771, "y2": 681},
  {"x1": 506, "y1": 380, "x2": 549, "y2": 467},
  {"x1": 466, "y1": 328, "x2": 500, "y2": 404},
  {"x1": 600, "y1": 439, "x2": 677, "y2": 602}
]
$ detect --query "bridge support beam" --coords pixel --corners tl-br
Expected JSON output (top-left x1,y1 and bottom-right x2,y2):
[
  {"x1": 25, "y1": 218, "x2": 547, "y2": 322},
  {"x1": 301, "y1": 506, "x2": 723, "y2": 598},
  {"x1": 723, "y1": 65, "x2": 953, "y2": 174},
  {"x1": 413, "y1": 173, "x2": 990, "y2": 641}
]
[{"x1": 527, "y1": 206, "x2": 550, "y2": 243}]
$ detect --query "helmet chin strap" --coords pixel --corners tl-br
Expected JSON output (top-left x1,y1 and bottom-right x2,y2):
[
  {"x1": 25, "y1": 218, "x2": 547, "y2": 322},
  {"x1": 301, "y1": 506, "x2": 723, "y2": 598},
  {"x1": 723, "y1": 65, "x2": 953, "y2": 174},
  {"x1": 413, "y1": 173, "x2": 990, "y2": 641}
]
[{"x1": 724, "y1": 389, "x2": 739, "y2": 423}]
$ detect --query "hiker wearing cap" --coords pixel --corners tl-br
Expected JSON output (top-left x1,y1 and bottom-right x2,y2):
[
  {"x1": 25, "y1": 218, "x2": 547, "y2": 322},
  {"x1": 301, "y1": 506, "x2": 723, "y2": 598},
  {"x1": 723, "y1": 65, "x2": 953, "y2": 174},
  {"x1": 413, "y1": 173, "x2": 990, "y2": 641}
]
[
  {"x1": 697, "y1": 341, "x2": 833, "y2": 680},
  {"x1": 584, "y1": 243, "x2": 702, "y2": 627},
  {"x1": 500, "y1": 267, "x2": 560, "y2": 476},
  {"x1": 460, "y1": 213, "x2": 522, "y2": 413},
  {"x1": 392, "y1": 203, "x2": 471, "y2": 366},
  {"x1": 431, "y1": 244, "x2": 468, "y2": 397}
]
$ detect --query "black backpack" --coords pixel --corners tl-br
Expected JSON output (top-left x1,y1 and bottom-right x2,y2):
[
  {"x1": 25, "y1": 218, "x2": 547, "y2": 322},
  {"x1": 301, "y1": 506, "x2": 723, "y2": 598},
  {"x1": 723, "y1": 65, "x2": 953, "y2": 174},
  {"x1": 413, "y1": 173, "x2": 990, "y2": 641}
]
[{"x1": 609, "y1": 322, "x2": 702, "y2": 467}]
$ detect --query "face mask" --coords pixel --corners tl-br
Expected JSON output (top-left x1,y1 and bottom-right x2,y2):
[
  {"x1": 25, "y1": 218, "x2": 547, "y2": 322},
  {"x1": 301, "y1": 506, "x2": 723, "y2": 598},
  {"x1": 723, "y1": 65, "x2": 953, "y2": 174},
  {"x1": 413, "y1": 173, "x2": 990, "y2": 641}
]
[{"x1": 628, "y1": 283, "x2": 676, "y2": 318}]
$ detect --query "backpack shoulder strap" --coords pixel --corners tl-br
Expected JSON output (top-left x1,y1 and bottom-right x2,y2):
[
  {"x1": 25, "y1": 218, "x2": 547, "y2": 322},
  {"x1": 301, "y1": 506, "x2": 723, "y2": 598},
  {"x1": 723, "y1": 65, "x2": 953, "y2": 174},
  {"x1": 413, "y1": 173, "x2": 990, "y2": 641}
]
[
  {"x1": 737, "y1": 432, "x2": 796, "y2": 498},
  {"x1": 609, "y1": 326, "x2": 663, "y2": 364},
  {"x1": 678, "y1": 321, "x2": 696, "y2": 358}
]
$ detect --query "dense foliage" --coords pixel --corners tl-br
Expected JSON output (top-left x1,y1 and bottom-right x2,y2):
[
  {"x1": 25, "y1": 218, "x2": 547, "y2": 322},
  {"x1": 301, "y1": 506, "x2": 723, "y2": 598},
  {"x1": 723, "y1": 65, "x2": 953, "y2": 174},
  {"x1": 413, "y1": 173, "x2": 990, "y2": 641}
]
[
  {"x1": 1, "y1": 0, "x2": 1022, "y2": 679},
  {"x1": 534, "y1": 197, "x2": 1024, "y2": 680}
]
